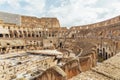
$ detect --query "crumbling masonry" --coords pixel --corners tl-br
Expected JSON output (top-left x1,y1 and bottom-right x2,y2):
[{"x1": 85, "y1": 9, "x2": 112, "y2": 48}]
[{"x1": 0, "y1": 11, "x2": 120, "y2": 80}]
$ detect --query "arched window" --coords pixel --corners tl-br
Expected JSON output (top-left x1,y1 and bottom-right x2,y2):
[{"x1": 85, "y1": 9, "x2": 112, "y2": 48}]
[{"x1": 0, "y1": 34, "x2": 3, "y2": 37}]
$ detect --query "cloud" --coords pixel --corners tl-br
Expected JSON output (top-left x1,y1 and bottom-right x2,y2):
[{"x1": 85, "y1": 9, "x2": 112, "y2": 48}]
[
  {"x1": 0, "y1": 0, "x2": 20, "y2": 8},
  {"x1": 46, "y1": 0, "x2": 100, "y2": 26},
  {"x1": 0, "y1": 0, "x2": 46, "y2": 16},
  {"x1": 23, "y1": 0, "x2": 46, "y2": 15},
  {"x1": 46, "y1": 0, "x2": 120, "y2": 27},
  {"x1": 0, "y1": 0, "x2": 120, "y2": 27}
]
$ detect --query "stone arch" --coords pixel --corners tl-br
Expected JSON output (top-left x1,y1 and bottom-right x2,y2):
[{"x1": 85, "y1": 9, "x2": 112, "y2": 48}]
[
  {"x1": 23, "y1": 31, "x2": 27, "y2": 37},
  {"x1": 49, "y1": 33, "x2": 51, "y2": 37},
  {"x1": 39, "y1": 31, "x2": 42, "y2": 37},
  {"x1": 36, "y1": 31, "x2": 39, "y2": 37},
  {"x1": 9, "y1": 30, "x2": 14, "y2": 38},
  {"x1": 32, "y1": 31, "x2": 35, "y2": 37},
  {"x1": 108, "y1": 54, "x2": 111, "y2": 58},
  {"x1": 19, "y1": 30, "x2": 23, "y2": 37},
  {"x1": 28, "y1": 31, "x2": 31, "y2": 37},
  {"x1": 13, "y1": 30, "x2": 19, "y2": 38},
  {"x1": 5, "y1": 34, "x2": 9, "y2": 38}
]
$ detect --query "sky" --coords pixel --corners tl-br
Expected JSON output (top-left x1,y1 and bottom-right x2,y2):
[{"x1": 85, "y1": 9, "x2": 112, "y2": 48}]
[{"x1": 0, "y1": 0, "x2": 120, "y2": 27}]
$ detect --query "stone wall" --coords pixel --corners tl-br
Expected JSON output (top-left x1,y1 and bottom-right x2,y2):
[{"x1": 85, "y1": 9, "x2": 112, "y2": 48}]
[
  {"x1": 21, "y1": 16, "x2": 41, "y2": 28},
  {"x1": 71, "y1": 15, "x2": 120, "y2": 29},
  {"x1": 36, "y1": 66, "x2": 66, "y2": 80},
  {"x1": 21, "y1": 16, "x2": 60, "y2": 28},
  {"x1": 36, "y1": 52, "x2": 96, "y2": 80},
  {"x1": 70, "y1": 52, "x2": 120, "y2": 80},
  {"x1": 61, "y1": 59, "x2": 81, "y2": 79},
  {"x1": 79, "y1": 57, "x2": 92, "y2": 72},
  {"x1": 39, "y1": 18, "x2": 60, "y2": 28}
]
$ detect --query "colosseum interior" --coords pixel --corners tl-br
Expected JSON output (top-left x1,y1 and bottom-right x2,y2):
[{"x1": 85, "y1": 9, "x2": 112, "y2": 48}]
[{"x1": 0, "y1": 11, "x2": 120, "y2": 80}]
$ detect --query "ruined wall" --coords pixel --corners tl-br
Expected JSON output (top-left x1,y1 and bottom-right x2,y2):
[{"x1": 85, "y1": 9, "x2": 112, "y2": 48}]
[
  {"x1": 65, "y1": 15, "x2": 120, "y2": 61},
  {"x1": 39, "y1": 18, "x2": 60, "y2": 28},
  {"x1": 0, "y1": 12, "x2": 61, "y2": 29},
  {"x1": 61, "y1": 59, "x2": 81, "y2": 79},
  {"x1": 70, "y1": 52, "x2": 120, "y2": 80},
  {"x1": 21, "y1": 16, "x2": 61, "y2": 28},
  {"x1": 21, "y1": 16, "x2": 41, "y2": 28},
  {"x1": 36, "y1": 52, "x2": 96, "y2": 80},
  {"x1": 0, "y1": 55, "x2": 56, "y2": 80},
  {"x1": 79, "y1": 57, "x2": 92, "y2": 72},
  {"x1": 36, "y1": 66, "x2": 67, "y2": 80}
]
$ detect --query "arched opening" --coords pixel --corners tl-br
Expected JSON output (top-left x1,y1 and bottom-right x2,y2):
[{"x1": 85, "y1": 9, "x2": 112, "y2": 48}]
[
  {"x1": 32, "y1": 32, "x2": 35, "y2": 37},
  {"x1": 28, "y1": 34, "x2": 31, "y2": 37},
  {"x1": 19, "y1": 31, "x2": 23, "y2": 38},
  {"x1": 2, "y1": 47, "x2": 6, "y2": 54},
  {"x1": 17, "y1": 46, "x2": 20, "y2": 49},
  {"x1": 12, "y1": 46, "x2": 15, "y2": 49},
  {"x1": 52, "y1": 33, "x2": 54, "y2": 37},
  {"x1": 49, "y1": 34, "x2": 51, "y2": 37},
  {"x1": 21, "y1": 46, "x2": 24, "y2": 49},
  {"x1": 108, "y1": 54, "x2": 111, "y2": 58},
  {"x1": 39, "y1": 31, "x2": 42, "y2": 37},
  {"x1": 36, "y1": 35, "x2": 39, "y2": 37},
  {"x1": 105, "y1": 52, "x2": 108, "y2": 60},
  {"x1": 9, "y1": 30, "x2": 14, "y2": 38},
  {"x1": 5, "y1": 34, "x2": 9, "y2": 38},
  {"x1": 59, "y1": 42, "x2": 62, "y2": 48},
  {"x1": 72, "y1": 34, "x2": 75, "y2": 38},
  {"x1": 23, "y1": 31, "x2": 27, "y2": 37},
  {"x1": 14, "y1": 30, "x2": 18, "y2": 38},
  {"x1": 0, "y1": 34, "x2": 3, "y2": 37},
  {"x1": 28, "y1": 31, "x2": 31, "y2": 37},
  {"x1": 103, "y1": 48, "x2": 105, "y2": 54}
]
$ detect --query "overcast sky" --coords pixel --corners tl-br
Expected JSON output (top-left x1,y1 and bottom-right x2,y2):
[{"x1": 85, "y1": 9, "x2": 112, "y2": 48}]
[{"x1": 0, "y1": 0, "x2": 120, "y2": 27}]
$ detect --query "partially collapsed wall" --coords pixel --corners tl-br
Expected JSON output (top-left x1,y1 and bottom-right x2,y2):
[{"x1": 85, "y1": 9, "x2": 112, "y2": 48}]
[{"x1": 0, "y1": 11, "x2": 120, "y2": 80}]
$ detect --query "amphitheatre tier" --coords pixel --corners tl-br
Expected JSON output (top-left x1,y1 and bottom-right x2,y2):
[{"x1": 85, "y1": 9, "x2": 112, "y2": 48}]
[{"x1": 71, "y1": 15, "x2": 120, "y2": 30}]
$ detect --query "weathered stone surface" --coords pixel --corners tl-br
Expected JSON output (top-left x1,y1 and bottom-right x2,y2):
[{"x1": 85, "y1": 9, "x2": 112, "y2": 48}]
[
  {"x1": 70, "y1": 52, "x2": 120, "y2": 80},
  {"x1": 36, "y1": 66, "x2": 67, "y2": 80},
  {"x1": 0, "y1": 11, "x2": 120, "y2": 80}
]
